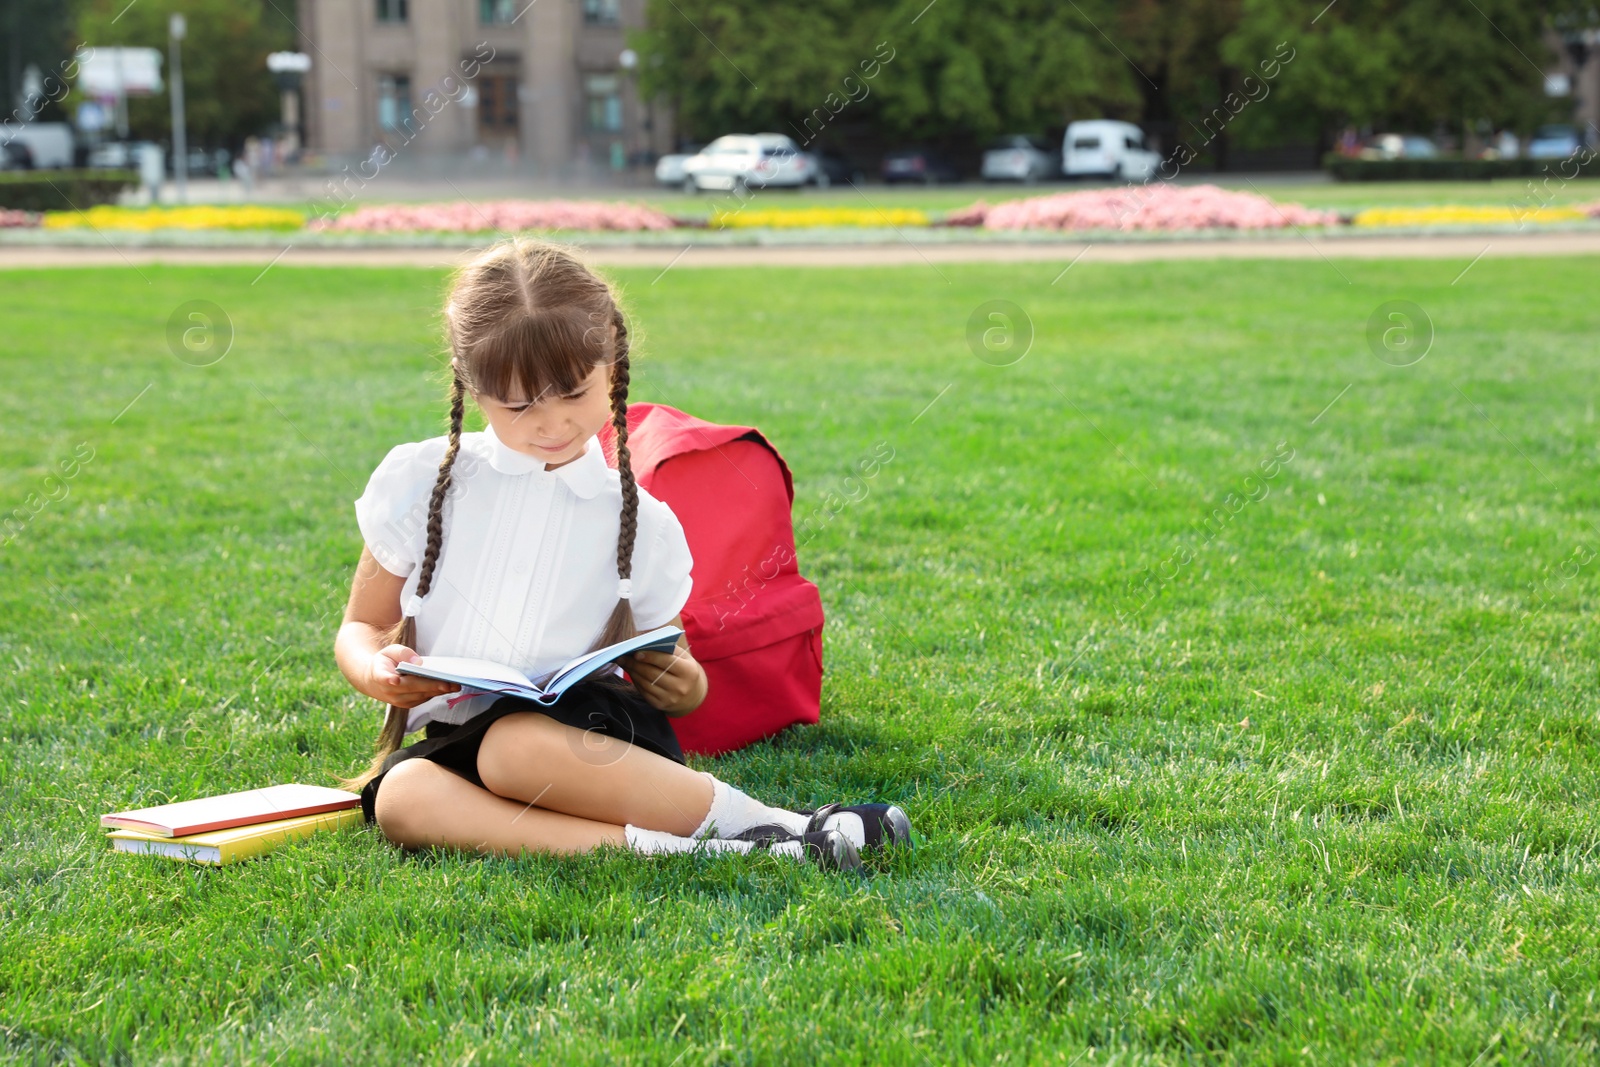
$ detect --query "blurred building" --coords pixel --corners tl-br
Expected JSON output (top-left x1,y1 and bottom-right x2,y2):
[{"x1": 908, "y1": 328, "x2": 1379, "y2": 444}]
[
  {"x1": 1545, "y1": 25, "x2": 1600, "y2": 138},
  {"x1": 295, "y1": 0, "x2": 671, "y2": 176}
]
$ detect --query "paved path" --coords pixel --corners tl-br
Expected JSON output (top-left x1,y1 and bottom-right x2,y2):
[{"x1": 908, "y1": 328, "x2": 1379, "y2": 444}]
[{"x1": 3, "y1": 231, "x2": 1598, "y2": 270}]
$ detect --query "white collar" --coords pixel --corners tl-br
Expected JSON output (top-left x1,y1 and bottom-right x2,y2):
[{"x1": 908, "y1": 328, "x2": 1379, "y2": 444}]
[{"x1": 481, "y1": 424, "x2": 609, "y2": 499}]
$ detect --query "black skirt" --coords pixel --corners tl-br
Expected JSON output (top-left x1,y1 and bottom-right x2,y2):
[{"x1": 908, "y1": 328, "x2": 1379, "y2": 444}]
[{"x1": 359, "y1": 678, "x2": 687, "y2": 823}]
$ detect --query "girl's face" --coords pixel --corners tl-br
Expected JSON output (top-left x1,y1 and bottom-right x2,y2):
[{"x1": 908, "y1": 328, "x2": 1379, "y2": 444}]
[{"x1": 462, "y1": 360, "x2": 613, "y2": 471}]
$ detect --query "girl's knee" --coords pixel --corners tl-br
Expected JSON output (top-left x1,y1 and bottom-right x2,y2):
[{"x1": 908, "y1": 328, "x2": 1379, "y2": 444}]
[
  {"x1": 373, "y1": 759, "x2": 456, "y2": 847},
  {"x1": 477, "y1": 712, "x2": 563, "y2": 795}
]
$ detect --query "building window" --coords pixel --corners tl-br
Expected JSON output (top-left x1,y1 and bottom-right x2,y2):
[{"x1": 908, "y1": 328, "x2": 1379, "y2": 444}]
[
  {"x1": 478, "y1": 75, "x2": 519, "y2": 134},
  {"x1": 377, "y1": 74, "x2": 416, "y2": 136},
  {"x1": 582, "y1": 0, "x2": 620, "y2": 26},
  {"x1": 375, "y1": 0, "x2": 408, "y2": 22},
  {"x1": 585, "y1": 74, "x2": 622, "y2": 131},
  {"x1": 479, "y1": 0, "x2": 516, "y2": 24}
]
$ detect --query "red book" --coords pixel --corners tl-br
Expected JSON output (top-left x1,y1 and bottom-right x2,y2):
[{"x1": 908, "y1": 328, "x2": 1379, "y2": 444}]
[{"x1": 100, "y1": 784, "x2": 360, "y2": 838}]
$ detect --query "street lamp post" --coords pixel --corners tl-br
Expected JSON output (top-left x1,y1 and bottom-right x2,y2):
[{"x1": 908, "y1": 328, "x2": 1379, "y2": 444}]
[
  {"x1": 618, "y1": 47, "x2": 639, "y2": 182},
  {"x1": 267, "y1": 52, "x2": 312, "y2": 163},
  {"x1": 168, "y1": 13, "x2": 188, "y2": 203}
]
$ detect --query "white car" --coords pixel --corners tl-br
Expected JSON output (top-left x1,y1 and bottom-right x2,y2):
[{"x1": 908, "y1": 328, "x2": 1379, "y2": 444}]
[
  {"x1": 654, "y1": 144, "x2": 703, "y2": 186},
  {"x1": 681, "y1": 133, "x2": 815, "y2": 193},
  {"x1": 981, "y1": 135, "x2": 1058, "y2": 183},
  {"x1": 750, "y1": 133, "x2": 816, "y2": 187},
  {"x1": 1062, "y1": 120, "x2": 1160, "y2": 182}
]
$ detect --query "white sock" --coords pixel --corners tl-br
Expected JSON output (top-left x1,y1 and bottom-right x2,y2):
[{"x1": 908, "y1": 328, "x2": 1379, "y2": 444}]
[
  {"x1": 688, "y1": 773, "x2": 808, "y2": 839},
  {"x1": 624, "y1": 823, "x2": 804, "y2": 861}
]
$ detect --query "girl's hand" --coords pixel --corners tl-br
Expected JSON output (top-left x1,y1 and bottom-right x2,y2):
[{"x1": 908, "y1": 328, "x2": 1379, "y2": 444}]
[
  {"x1": 618, "y1": 643, "x2": 708, "y2": 717},
  {"x1": 365, "y1": 644, "x2": 460, "y2": 709}
]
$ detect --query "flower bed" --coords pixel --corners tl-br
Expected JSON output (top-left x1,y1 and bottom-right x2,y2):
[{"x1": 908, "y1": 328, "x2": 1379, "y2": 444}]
[
  {"x1": 0, "y1": 208, "x2": 38, "y2": 228},
  {"x1": 1353, "y1": 205, "x2": 1590, "y2": 227},
  {"x1": 710, "y1": 207, "x2": 930, "y2": 229},
  {"x1": 950, "y1": 184, "x2": 1340, "y2": 231},
  {"x1": 309, "y1": 200, "x2": 675, "y2": 233},
  {"x1": 42, "y1": 205, "x2": 306, "y2": 231}
]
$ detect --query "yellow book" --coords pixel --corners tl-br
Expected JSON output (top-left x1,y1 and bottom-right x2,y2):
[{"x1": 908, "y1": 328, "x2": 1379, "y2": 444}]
[{"x1": 106, "y1": 808, "x2": 363, "y2": 865}]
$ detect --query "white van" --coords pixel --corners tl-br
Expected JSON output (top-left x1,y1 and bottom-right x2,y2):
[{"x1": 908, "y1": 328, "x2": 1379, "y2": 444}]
[
  {"x1": 0, "y1": 122, "x2": 75, "y2": 169},
  {"x1": 1062, "y1": 120, "x2": 1160, "y2": 182}
]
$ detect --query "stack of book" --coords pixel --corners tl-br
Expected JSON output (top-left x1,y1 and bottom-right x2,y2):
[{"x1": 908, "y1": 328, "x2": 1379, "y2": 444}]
[{"x1": 101, "y1": 784, "x2": 363, "y2": 866}]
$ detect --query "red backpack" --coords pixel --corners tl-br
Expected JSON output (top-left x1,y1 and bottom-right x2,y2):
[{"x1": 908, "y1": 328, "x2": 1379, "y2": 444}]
[{"x1": 600, "y1": 403, "x2": 824, "y2": 755}]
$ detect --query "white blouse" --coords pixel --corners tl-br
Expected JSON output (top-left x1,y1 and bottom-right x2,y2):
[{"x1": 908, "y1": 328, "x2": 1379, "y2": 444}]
[{"x1": 354, "y1": 423, "x2": 694, "y2": 734}]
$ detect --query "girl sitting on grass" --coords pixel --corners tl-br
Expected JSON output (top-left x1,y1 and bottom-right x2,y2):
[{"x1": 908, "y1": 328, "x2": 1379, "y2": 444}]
[{"x1": 334, "y1": 238, "x2": 911, "y2": 871}]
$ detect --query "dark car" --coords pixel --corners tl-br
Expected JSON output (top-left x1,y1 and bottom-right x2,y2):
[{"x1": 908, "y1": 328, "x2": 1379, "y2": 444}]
[
  {"x1": 812, "y1": 149, "x2": 866, "y2": 187},
  {"x1": 1, "y1": 141, "x2": 33, "y2": 170},
  {"x1": 881, "y1": 147, "x2": 961, "y2": 184}
]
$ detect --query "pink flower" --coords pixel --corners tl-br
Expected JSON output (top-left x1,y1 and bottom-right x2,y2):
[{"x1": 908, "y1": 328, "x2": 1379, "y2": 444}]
[
  {"x1": 942, "y1": 201, "x2": 990, "y2": 227},
  {"x1": 960, "y1": 184, "x2": 1340, "y2": 232},
  {"x1": 0, "y1": 208, "x2": 39, "y2": 228},
  {"x1": 307, "y1": 200, "x2": 677, "y2": 233}
]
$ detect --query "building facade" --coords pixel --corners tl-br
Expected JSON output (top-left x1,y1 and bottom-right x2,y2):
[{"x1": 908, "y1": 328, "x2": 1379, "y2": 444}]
[{"x1": 296, "y1": 0, "x2": 671, "y2": 177}]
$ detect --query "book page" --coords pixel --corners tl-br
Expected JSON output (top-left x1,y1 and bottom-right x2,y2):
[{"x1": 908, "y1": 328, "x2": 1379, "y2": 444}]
[
  {"x1": 542, "y1": 626, "x2": 684, "y2": 698},
  {"x1": 399, "y1": 657, "x2": 538, "y2": 690}
]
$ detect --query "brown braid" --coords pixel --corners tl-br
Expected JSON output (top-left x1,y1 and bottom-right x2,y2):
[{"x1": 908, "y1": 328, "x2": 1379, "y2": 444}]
[
  {"x1": 339, "y1": 374, "x2": 467, "y2": 791},
  {"x1": 592, "y1": 306, "x2": 639, "y2": 650},
  {"x1": 417, "y1": 374, "x2": 466, "y2": 600}
]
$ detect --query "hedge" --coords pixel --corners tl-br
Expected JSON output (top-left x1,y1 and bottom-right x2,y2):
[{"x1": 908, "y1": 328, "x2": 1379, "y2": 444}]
[
  {"x1": 1324, "y1": 154, "x2": 1600, "y2": 182},
  {"x1": 0, "y1": 170, "x2": 139, "y2": 211}
]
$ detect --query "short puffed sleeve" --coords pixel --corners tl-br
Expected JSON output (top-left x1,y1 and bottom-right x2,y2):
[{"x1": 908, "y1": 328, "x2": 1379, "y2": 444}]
[
  {"x1": 631, "y1": 492, "x2": 696, "y2": 629},
  {"x1": 353, "y1": 439, "x2": 445, "y2": 578}
]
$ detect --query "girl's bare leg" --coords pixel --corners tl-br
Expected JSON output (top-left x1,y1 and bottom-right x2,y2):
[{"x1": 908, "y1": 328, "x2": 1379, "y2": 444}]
[
  {"x1": 475, "y1": 711, "x2": 714, "y2": 836},
  {"x1": 373, "y1": 757, "x2": 628, "y2": 855}
]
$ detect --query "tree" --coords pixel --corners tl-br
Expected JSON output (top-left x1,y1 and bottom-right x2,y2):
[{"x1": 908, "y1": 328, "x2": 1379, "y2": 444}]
[
  {"x1": 72, "y1": 0, "x2": 293, "y2": 150},
  {"x1": 3, "y1": 0, "x2": 77, "y2": 123},
  {"x1": 633, "y1": 0, "x2": 1138, "y2": 150},
  {"x1": 1219, "y1": 0, "x2": 1556, "y2": 152},
  {"x1": 870, "y1": 0, "x2": 1138, "y2": 142},
  {"x1": 637, "y1": 0, "x2": 1582, "y2": 166},
  {"x1": 1116, "y1": 0, "x2": 1250, "y2": 165}
]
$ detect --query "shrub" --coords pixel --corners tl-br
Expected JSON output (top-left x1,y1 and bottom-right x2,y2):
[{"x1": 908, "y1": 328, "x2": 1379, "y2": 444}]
[
  {"x1": 0, "y1": 169, "x2": 138, "y2": 211},
  {"x1": 1324, "y1": 155, "x2": 1600, "y2": 182}
]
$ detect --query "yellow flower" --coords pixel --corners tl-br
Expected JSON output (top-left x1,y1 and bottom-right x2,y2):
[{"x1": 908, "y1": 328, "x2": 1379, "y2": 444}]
[
  {"x1": 1353, "y1": 205, "x2": 1586, "y2": 227},
  {"x1": 710, "y1": 207, "x2": 930, "y2": 229},
  {"x1": 42, "y1": 205, "x2": 306, "y2": 231}
]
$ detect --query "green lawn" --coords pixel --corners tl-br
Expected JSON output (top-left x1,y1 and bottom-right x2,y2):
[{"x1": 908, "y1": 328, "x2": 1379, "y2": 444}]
[{"x1": 2, "y1": 253, "x2": 1598, "y2": 1064}]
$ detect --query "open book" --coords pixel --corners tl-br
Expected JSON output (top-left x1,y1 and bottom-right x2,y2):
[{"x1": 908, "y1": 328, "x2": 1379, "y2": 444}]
[{"x1": 396, "y1": 625, "x2": 684, "y2": 705}]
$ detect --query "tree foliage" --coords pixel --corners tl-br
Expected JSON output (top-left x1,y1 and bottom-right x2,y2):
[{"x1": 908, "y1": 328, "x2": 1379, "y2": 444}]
[
  {"x1": 1219, "y1": 0, "x2": 1558, "y2": 148},
  {"x1": 72, "y1": 0, "x2": 293, "y2": 149},
  {"x1": 636, "y1": 0, "x2": 1586, "y2": 157},
  {"x1": 633, "y1": 0, "x2": 1139, "y2": 146},
  {"x1": 3, "y1": 0, "x2": 77, "y2": 123}
]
